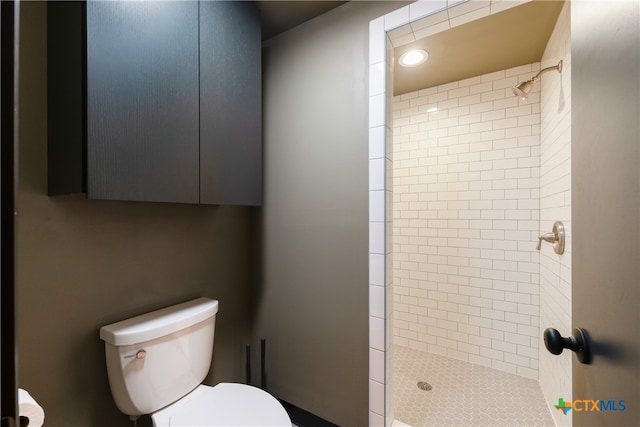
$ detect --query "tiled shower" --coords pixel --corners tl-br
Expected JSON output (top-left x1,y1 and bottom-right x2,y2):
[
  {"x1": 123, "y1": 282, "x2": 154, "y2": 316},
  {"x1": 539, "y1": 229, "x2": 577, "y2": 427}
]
[{"x1": 368, "y1": 1, "x2": 572, "y2": 426}]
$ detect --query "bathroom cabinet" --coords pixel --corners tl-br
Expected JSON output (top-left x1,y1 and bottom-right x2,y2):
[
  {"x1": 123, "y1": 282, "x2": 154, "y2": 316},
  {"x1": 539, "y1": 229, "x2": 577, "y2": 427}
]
[{"x1": 47, "y1": 1, "x2": 262, "y2": 205}]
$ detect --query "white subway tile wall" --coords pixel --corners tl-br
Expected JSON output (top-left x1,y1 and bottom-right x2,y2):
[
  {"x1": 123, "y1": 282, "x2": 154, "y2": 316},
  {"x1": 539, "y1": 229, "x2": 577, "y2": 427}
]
[
  {"x1": 368, "y1": 14, "x2": 391, "y2": 426},
  {"x1": 383, "y1": 32, "x2": 395, "y2": 427},
  {"x1": 538, "y1": 2, "x2": 572, "y2": 426},
  {"x1": 392, "y1": 63, "x2": 542, "y2": 378}
]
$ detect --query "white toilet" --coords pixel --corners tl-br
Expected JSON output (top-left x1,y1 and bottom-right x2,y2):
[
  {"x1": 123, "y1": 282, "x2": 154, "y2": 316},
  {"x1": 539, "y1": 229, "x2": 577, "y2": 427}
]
[{"x1": 99, "y1": 297, "x2": 292, "y2": 426}]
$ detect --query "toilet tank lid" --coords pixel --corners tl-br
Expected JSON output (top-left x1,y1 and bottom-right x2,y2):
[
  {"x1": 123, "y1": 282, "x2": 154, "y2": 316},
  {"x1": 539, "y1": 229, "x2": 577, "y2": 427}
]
[{"x1": 100, "y1": 298, "x2": 218, "y2": 346}]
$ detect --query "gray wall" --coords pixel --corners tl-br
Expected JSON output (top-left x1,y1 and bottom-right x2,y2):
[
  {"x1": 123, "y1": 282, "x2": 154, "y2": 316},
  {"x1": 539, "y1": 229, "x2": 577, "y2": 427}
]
[
  {"x1": 254, "y1": 2, "x2": 409, "y2": 425},
  {"x1": 18, "y1": 3, "x2": 252, "y2": 426}
]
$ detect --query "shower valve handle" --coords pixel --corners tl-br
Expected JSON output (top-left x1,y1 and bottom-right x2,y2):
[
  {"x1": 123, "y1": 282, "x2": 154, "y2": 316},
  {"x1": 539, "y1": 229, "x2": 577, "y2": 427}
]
[
  {"x1": 536, "y1": 233, "x2": 556, "y2": 250},
  {"x1": 536, "y1": 221, "x2": 565, "y2": 254},
  {"x1": 543, "y1": 328, "x2": 591, "y2": 364}
]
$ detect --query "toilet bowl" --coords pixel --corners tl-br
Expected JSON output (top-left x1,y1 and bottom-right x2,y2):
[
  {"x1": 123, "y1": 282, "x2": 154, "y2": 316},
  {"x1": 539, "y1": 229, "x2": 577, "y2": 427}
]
[
  {"x1": 99, "y1": 298, "x2": 291, "y2": 426},
  {"x1": 152, "y1": 383, "x2": 290, "y2": 426}
]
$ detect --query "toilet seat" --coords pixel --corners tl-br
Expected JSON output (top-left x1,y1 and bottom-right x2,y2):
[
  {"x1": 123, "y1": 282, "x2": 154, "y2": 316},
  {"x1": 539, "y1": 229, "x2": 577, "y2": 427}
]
[{"x1": 151, "y1": 383, "x2": 292, "y2": 427}]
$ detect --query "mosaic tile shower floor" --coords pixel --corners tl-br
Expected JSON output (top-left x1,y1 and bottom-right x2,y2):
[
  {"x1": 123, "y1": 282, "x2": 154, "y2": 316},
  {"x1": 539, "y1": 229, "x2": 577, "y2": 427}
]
[{"x1": 393, "y1": 345, "x2": 555, "y2": 427}]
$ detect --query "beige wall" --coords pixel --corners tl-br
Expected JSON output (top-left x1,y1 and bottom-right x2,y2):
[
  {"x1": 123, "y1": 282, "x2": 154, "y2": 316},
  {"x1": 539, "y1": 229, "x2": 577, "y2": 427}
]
[
  {"x1": 18, "y1": 3, "x2": 252, "y2": 426},
  {"x1": 255, "y1": 2, "x2": 409, "y2": 426}
]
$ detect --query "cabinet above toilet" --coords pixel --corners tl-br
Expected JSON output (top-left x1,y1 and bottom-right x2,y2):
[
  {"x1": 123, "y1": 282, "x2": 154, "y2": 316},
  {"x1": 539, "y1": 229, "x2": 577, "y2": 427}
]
[{"x1": 47, "y1": 1, "x2": 262, "y2": 206}]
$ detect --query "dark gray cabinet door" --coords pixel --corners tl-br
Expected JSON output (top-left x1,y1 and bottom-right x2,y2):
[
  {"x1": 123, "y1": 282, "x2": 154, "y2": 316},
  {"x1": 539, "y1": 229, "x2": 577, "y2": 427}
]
[
  {"x1": 199, "y1": 2, "x2": 262, "y2": 205},
  {"x1": 86, "y1": 1, "x2": 200, "y2": 203},
  {"x1": 47, "y1": 1, "x2": 85, "y2": 196}
]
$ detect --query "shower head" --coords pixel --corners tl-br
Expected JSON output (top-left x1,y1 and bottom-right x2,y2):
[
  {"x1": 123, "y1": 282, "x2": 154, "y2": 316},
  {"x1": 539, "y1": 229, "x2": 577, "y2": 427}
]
[
  {"x1": 512, "y1": 60, "x2": 563, "y2": 100},
  {"x1": 512, "y1": 79, "x2": 535, "y2": 99}
]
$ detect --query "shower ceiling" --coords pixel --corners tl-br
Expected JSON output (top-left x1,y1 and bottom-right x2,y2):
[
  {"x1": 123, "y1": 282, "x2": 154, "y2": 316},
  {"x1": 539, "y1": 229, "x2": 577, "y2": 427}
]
[{"x1": 394, "y1": 0, "x2": 565, "y2": 95}]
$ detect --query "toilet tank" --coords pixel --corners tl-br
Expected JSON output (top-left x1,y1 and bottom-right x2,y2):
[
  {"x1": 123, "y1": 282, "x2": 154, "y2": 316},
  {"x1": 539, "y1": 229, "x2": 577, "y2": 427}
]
[{"x1": 100, "y1": 298, "x2": 219, "y2": 416}]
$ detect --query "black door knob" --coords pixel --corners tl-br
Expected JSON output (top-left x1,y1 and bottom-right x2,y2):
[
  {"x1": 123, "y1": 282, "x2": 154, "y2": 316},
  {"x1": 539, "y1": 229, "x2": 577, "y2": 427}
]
[{"x1": 543, "y1": 327, "x2": 591, "y2": 364}]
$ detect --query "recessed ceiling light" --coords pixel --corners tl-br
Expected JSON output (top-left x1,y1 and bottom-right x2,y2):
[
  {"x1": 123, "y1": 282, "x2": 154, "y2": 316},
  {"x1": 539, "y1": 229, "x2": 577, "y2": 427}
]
[{"x1": 399, "y1": 49, "x2": 429, "y2": 67}]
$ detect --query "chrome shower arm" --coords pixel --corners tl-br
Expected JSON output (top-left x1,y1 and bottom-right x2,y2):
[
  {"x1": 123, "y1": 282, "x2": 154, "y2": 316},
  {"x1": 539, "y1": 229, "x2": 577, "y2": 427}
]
[{"x1": 532, "y1": 60, "x2": 563, "y2": 82}]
